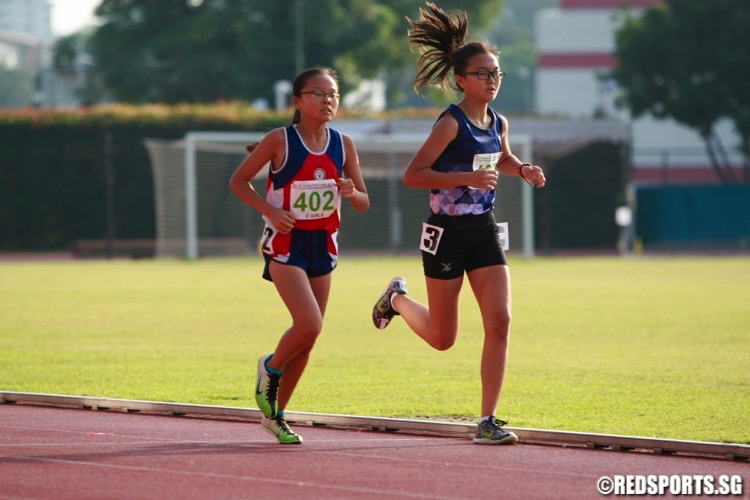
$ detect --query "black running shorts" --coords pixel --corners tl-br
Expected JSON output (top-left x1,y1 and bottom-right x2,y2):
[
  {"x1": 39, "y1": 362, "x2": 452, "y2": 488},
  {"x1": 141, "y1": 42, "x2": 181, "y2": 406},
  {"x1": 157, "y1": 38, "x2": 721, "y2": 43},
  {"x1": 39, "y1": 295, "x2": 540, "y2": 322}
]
[{"x1": 420, "y1": 211, "x2": 507, "y2": 280}]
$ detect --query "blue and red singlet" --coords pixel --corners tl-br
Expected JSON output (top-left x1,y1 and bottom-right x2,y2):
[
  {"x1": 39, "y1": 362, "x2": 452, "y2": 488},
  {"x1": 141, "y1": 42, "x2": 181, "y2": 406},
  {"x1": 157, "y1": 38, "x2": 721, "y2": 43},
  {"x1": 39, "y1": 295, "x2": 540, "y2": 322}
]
[{"x1": 260, "y1": 125, "x2": 345, "y2": 264}]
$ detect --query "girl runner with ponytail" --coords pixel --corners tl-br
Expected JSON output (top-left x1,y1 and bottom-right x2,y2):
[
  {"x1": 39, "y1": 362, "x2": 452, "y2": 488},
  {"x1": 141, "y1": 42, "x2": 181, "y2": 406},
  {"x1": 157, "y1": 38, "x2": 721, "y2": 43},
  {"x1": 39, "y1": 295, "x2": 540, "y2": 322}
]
[{"x1": 372, "y1": 3, "x2": 546, "y2": 445}]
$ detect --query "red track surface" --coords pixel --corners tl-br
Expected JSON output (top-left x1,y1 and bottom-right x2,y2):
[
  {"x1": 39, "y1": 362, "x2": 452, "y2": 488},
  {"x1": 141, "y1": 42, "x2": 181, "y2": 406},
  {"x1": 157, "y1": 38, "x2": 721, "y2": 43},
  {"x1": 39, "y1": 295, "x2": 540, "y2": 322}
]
[{"x1": 1, "y1": 404, "x2": 747, "y2": 499}]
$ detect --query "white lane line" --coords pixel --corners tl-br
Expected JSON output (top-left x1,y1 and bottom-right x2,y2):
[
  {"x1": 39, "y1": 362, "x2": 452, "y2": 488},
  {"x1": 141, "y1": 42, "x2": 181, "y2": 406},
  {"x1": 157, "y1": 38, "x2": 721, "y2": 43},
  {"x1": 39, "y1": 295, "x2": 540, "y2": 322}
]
[
  {"x1": 315, "y1": 450, "x2": 602, "y2": 480},
  {"x1": 8, "y1": 455, "x2": 461, "y2": 499}
]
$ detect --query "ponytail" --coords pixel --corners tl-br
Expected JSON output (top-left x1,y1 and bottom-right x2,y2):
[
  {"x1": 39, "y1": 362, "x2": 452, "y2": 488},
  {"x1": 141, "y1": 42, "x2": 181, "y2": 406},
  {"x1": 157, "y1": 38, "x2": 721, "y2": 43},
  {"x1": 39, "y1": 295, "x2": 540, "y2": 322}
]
[
  {"x1": 406, "y1": 2, "x2": 467, "y2": 93},
  {"x1": 407, "y1": 2, "x2": 499, "y2": 95}
]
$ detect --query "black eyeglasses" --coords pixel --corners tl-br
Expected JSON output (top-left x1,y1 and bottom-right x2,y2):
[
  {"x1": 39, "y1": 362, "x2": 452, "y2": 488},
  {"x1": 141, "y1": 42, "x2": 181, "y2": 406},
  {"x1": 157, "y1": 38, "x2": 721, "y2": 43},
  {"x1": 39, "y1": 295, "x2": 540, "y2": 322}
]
[
  {"x1": 300, "y1": 91, "x2": 340, "y2": 100},
  {"x1": 460, "y1": 70, "x2": 506, "y2": 81}
]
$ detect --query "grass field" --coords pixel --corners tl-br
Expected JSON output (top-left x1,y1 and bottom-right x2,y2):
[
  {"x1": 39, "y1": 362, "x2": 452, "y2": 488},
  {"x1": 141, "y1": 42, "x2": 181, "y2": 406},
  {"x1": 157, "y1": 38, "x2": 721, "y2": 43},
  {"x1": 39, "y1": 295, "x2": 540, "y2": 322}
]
[{"x1": 1, "y1": 255, "x2": 748, "y2": 444}]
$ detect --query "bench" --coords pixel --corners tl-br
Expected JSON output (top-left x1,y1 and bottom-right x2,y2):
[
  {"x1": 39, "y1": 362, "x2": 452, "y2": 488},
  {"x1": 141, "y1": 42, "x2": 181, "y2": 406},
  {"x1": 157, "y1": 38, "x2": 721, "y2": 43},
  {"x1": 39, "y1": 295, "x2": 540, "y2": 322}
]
[
  {"x1": 72, "y1": 238, "x2": 253, "y2": 258},
  {"x1": 71, "y1": 239, "x2": 156, "y2": 259}
]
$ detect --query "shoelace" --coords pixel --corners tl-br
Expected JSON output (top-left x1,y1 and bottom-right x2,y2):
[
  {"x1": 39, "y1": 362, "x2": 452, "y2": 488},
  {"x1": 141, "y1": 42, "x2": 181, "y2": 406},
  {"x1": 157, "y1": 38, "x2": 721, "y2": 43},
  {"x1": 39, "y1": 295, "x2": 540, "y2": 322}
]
[
  {"x1": 266, "y1": 373, "x2": 280, "y2": 405},
  {"x1": 487, "y1": 416, "x2": 510, "y2": 430},
  {"x1": 275, "y1": 417, "x2": 295, "y2": 434}
]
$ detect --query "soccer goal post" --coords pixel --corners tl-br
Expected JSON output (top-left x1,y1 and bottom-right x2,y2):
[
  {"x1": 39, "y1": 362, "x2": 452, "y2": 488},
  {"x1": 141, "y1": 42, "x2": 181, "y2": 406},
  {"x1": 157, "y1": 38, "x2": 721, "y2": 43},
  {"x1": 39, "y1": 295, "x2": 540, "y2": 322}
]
[
  {"x1": 145, "y1": 130, "x2": 534, "y2": 260},
  {"x1": 184, "y1": 132, "x2": 263, "y2": 260}
]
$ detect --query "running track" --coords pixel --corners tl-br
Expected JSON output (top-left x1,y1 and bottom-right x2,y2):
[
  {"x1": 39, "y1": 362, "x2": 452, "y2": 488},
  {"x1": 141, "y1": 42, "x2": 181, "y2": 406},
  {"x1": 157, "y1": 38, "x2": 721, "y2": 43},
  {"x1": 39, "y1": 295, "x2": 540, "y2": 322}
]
[{"x1": 1, "y1": 404, "x2": 747, "y2": 499}]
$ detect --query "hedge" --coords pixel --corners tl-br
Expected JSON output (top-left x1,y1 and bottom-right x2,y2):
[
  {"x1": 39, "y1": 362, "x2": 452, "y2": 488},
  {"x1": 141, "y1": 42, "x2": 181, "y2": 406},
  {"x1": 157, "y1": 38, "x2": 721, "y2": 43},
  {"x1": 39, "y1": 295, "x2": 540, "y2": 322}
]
[
  {"x1": 0, "y1": 103, "x2": 287, "y2": 251},
  {"x1": 0, "y1": 104, "x2": 626, "y2": 252}
]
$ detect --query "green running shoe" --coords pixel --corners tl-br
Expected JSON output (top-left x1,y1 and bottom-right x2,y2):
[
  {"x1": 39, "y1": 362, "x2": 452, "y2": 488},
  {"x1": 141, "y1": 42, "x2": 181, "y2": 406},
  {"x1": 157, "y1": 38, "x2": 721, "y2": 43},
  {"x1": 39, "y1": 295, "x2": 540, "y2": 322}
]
[
  {"x1": 255, "y1": 354, "x2": 280, "y2": 418},
  {"x1": 261, "y1": 414, "x2": 303, "y2": 444},
  {"x1": 372, "y1": 277, "x2": 407, "y2": 329},
  {"x1": 473, "y1": 416, "x2": 518, "y2": 445}
]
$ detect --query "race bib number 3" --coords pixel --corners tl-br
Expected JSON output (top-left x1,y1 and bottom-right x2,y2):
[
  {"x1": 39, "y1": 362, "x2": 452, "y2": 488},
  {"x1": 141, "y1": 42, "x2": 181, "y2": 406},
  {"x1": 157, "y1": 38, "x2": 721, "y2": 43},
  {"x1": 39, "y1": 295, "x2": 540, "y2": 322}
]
[
  {"x1": 419, "y1": 223, "x2": 444, "y2": 255},
  {"x1": 290, "y1": 179, "x2": 339, "y2": 220}
]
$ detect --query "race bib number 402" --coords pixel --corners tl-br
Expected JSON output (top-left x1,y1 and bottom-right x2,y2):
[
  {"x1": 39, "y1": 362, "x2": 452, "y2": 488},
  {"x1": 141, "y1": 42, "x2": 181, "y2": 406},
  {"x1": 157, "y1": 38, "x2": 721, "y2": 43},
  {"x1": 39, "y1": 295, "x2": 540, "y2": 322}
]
[{"x1": 290, "y1": 179, "x2": 339, "y2": 220}]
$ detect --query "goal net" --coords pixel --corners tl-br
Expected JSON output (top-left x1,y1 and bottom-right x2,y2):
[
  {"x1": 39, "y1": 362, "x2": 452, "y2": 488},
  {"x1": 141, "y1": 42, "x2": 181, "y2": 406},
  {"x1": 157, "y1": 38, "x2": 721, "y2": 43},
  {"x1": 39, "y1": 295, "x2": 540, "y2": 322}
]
[{"x1": 145, "y1": 130, "x2": 534, "y2": 259}]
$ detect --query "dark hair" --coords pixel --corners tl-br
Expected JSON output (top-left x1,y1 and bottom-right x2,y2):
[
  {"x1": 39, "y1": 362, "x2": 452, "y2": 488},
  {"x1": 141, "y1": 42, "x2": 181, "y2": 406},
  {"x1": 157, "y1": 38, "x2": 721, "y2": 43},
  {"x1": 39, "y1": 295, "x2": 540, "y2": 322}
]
[
  {"x1": 406, "y1": 2, "x2": 498, "y2": 94},
  {"x1": 245, "y1": 66, "x2": 340, "y2": 153}
]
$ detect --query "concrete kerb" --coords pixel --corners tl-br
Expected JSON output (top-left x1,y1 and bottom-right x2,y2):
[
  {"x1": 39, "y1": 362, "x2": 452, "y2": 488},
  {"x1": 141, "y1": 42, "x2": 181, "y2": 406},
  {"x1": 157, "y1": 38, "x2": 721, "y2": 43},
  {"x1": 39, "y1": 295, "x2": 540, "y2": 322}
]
[{"x1": 1, "y1": 391, "x2": 748, "y2": 461}]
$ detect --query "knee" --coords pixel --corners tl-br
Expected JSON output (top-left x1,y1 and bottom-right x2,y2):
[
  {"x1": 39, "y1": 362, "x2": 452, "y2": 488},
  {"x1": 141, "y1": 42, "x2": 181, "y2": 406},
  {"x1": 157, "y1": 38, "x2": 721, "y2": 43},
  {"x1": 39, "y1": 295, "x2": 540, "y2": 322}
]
[
  {"x1": 429, "y1": 326, "x2": 458, "y2": 351},
  {"x1": 432, "y1": 338, "x2": 456, "y2": 351},
  {"x1": 500, "y1": 310, "x2": 512, "y2": 330},
  {"x1": 295, "y1": 318, "x2": 323, "y2": 342},
  {"x1": 486, "y1": 310, "x2": 511, "y2": 340}
]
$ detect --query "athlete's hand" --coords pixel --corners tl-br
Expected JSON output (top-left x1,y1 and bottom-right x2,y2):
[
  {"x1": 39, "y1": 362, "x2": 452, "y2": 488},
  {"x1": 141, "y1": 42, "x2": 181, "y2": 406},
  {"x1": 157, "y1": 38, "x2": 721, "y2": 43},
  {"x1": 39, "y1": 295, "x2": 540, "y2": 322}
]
[
  {"x1": 336, "y1": 177, "x2": 357, "y2": 199},
  {"x1": 267, "y1": 207, "x2": 295, "y2": 234},
  {"x1": 467, "y1": 169, "x2": 499, "y2": 190},
  {"x1": 521, "y1": 164, "x2": 546, "y2": 188}
]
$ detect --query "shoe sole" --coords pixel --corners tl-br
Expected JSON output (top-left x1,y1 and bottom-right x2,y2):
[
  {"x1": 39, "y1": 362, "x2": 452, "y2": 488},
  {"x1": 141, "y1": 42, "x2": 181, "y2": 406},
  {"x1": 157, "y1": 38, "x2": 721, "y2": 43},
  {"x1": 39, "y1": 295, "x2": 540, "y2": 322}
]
[
  {"x1": 473, "y1": 435, "x2": 519, "y2": 445},
  {"x1": 372, "y1": 277, "x2": 406, "y2": 330},
  {"x1": 372, "y1": 307, "x2": 390, "y2": 330}
]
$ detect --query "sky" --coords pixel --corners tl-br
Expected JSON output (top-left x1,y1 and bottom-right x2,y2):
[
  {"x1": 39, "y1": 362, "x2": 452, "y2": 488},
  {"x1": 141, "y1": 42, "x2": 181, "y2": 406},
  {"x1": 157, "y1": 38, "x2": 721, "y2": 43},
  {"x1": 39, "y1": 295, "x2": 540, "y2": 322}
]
[{"x1": 50, "y1": 0, "x2": 101, "y2": 36}]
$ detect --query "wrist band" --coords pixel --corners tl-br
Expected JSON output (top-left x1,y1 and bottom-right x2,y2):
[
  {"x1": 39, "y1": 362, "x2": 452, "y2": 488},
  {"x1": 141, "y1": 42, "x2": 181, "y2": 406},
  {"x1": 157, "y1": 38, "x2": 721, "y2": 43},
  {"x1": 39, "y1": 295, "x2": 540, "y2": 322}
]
[{"x1": 518, "y1": 163, "x2": 536, "y2": 187}]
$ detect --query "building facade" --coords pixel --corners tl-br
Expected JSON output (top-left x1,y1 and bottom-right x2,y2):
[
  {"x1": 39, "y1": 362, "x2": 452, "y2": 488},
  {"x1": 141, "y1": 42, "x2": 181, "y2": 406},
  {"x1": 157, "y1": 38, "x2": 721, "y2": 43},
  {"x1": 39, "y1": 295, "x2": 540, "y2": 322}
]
[
  {"x1": 0, "y1": 0, "x2": 86, "y2": 108},
  {"x1": 0, "y1": 0, "x2": 52, "y2": 43},
  {"x1": 535, "y1": 0, "x2": 746, "y2": 186}
]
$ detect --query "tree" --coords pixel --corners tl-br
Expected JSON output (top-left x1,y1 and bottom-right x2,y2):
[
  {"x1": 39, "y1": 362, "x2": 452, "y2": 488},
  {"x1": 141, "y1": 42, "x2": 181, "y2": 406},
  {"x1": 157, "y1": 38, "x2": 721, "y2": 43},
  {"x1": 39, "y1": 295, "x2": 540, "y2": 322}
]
[
  {"x1": 52, "y1": 32, "x2": 108, "y2": 106},
  {"x1": 612, "y1": 0, "x2": 750, "y2": 183},
  {"x1": 86, "y1": 0, "x2": 503, "y2": 107}
]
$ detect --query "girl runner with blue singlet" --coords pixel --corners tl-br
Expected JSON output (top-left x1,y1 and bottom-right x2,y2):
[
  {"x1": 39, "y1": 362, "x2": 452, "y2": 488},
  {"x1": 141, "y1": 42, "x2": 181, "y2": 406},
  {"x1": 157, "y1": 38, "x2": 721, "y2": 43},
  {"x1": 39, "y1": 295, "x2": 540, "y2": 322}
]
[
  {"x1": 230, "y1": 67, "x2": 370, "y2": 444},
  {"x1": 372, "y1": 3, "x2": 546, "y2": 445}
]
